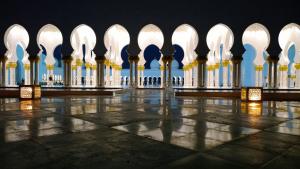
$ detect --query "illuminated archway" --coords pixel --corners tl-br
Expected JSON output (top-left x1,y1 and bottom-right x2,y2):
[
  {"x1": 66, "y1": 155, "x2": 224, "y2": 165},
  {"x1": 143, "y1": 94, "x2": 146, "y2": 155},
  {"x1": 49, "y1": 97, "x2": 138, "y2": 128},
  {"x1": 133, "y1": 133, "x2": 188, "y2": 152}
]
[
  {"x1": 137, "y1": 24, "x2": 164, "y2": 87},
  {"x1": 278, "y1": 23, "x2": 300, "y2": 88},
  {"x1": 4, "y1": 24, "x2": 29, "y2": 86},
  {"x1": 242, "y1": 23, "x2": 270, "y2": 87},
  {"x1": 172, "y1": 24, "x2": 198, "y2": 88},
  {"x1": 70, "y1": 24, "x2": 96, "y2": 86},
  {"x1": 206, "y1": 23, "x2": 234, "y2": 88},
  {"x1": 37, "y1": 24, "x2": 63, "y2": 86},
  {"x1": 104, "y1": 24, "x2": 130, "y2": 87}
]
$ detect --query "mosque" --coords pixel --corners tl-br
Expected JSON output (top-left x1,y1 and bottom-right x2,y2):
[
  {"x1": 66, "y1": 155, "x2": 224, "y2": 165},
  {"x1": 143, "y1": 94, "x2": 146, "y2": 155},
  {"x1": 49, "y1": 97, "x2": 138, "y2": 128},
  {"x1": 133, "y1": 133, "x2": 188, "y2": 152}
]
[{"x1": 0, "y1": 23, "x2": 299, "y2": 90}]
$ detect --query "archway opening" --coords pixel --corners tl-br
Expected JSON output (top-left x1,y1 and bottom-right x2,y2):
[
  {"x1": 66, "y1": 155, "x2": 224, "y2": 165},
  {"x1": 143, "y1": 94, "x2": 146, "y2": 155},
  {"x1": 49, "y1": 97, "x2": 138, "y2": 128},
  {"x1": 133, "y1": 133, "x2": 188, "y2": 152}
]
[
  {"x1": 143, "y1": 44, "x2": 161, "y2": 87},
  {"x1": 172, "y1": 44, "x2": 184, "y2": 86},
  {"x1": 16, "y1": 44, "x2": 24, "y2": 85}
]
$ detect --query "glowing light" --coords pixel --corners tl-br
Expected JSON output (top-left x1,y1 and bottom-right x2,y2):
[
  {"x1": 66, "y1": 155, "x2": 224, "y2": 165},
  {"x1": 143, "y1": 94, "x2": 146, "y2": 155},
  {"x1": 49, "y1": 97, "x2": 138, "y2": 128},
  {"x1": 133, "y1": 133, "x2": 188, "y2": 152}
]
[
  {"x1": 241, "y1": 87, "x2": 262, "y2": 102},
  {"x1": 20, "y1": 85, "x2": 41, "y2": 99},
  {"x1": 20, "y1": 87, "x2": 32, "y2": 99},
  {"x1": 20, "y1": 100, "x2": 32, "y2": 111},
  {"x1": 248, "y1": 88, "x2": 262, "y2": 101},
  {"x1": 34, "y1": 86, "x2": 41, "y2": 99}
]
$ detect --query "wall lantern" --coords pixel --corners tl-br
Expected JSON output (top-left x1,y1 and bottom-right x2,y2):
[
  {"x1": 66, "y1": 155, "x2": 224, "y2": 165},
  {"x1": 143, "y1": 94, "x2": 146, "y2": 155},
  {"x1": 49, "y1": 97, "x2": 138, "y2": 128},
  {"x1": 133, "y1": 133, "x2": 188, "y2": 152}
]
[
  {"x1": 241, "y1": 87, "x2": 262, "y2": 102},
  {"x1": 19, "y1": 85, "x2": 41, "y2": 100}
]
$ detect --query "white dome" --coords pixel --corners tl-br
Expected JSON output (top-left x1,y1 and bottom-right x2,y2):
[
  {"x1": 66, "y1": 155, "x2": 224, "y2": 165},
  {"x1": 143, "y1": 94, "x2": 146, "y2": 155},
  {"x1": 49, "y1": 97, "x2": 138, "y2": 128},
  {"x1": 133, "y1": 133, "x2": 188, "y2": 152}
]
[
  {"x1": 279, "y1": 23, "x2": 300, "y2": 53},
  {"x1": 103, "y1": 24, "x2": 130, "y2": 65},
  {"x1": 4, "y1": 24, "x2": 29, "y2": 61},
  {"x1": 242, "y1": 23, "x2": 270, "y2": 51},
  {"x1": 37, "y1": 24, "x2": 63, "y2": 50},
  {"x1": 37, "y1": 24, "x2": 63, "y2": 65},
  {"x1": 206, "y1": 23, "x2": 234, "y2": 51},
  {"x1": 172, "y1": 24, "x2": 199, "y2": 65},
  {"x1": 138, "y1": 24, "x2": 164, "y2": 50},
  {"x1": 242, "y1": 23, "x2": 270, "y2": 65},
  {"x1": 172, "y1": 24, "x2": 198, "y2": 50},
  {"x1": 70, "y1": 24, "x2": 96, "y2": 53}
]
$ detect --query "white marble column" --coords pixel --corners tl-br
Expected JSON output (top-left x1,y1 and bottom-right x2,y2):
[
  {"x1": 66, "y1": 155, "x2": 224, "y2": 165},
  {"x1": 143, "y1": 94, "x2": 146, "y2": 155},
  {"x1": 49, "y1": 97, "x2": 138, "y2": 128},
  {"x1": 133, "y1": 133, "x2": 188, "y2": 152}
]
[
  {"x1": 296, "y1": 64, "x2": 300, "y2": 88},
  {"x1": 114, "y1": 68, "x2": 120, "y2": 87},
  {"x1": 193, "y1": 66, "x2": 198, "y2": 87},
  {"x1": 207, "y1": 65, "x2": 213, "y2": 87},
  {"x1": 9, "y1": 63, "x2": 17, "y2": 86},
  {"x1": 76, "y1": 65, "x2": 81, "y2": 86},
  {"x1": 24, "y1": 65, "x2": 30, "y2": 85},
  {"x1": 186, "y1": 69, "x2": 191, "y2": 87},
  {"x1": 214, "y1": 64, "x2": 219, "y2": 87},
  {"x1": 111, "y1": 68, "x2": 116, "y2": 86},
  {"x1": 5, "y1": 66, "x2": 9, "y2": 86},
  {"x1": 72, "y1": 67, "x2": 76, "y2": 86},
  {"x1": 137, "y1": 69, "x2": 141, "y2": 88},
  {"x1": 140, "y1": 69, "x2": 144, "y2": 87},
  {"x1": 105, "y1": 64, "x2": 110, "y2": 86},
  {"x1": 255, "y1": 65, "x2": 263, "y2": 87},
  {"x1": 85, "y1": 64, "x2": 91, "y2": 86},
  {"x1": 160, "y1": 68, "x2": 164, "y2": 88},
  {"x1": 222, "y1": 61, "x2": 229, "y2": 88},
  {"x1": 278, "y1": 65, "x2": 288, "y2": 88},
  {"x1": 282, "y1": 69, "x2": 288, "y2": 88},
  {"x1": 229, "y1": 64, "x2": 233, "y2": 87},
  {"x1": 92, "y1": 66, "x2": 96, "y2": 86},
  {"x1": 188, "y1": 68, "x2": 193, "y2": 87}
]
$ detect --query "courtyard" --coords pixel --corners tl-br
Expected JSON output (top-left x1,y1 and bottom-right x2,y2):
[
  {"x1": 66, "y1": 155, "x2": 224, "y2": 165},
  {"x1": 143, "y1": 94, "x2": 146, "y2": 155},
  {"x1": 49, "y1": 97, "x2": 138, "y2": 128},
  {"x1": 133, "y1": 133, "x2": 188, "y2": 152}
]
[{"x1": 0, "y1": 89, "x2": 300, "y2": 169}]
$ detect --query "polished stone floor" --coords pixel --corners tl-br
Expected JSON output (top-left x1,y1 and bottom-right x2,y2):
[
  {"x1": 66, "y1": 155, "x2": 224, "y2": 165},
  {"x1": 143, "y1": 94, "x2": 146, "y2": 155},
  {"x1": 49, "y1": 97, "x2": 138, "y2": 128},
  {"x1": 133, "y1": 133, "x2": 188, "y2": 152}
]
[{"x1": 1, "y1": 89, "x2": 300, "y2": 169}]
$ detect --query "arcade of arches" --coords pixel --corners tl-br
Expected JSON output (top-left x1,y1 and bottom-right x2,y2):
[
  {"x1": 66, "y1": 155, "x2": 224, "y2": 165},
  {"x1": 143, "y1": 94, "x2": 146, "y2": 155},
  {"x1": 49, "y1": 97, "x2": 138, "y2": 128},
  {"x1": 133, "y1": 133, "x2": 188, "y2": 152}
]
[{"x1": 1, "y1": 23, "x2": 300, "y2": 89}]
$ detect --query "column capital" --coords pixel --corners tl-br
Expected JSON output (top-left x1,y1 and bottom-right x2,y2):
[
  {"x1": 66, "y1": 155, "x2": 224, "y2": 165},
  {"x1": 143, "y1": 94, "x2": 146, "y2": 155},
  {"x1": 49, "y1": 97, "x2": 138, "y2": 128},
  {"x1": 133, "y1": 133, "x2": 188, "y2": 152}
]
[
  {"x1": 95, "y1": 55, "x2": 106, "y2": 64},
  {"x1": 196, "y1": 55, "x2": 207, "y2": 64},
  {"x1": 128, "y1": 55, "x2": 135, "y2": 63},
  {"x1": 267, "y1": 56, "x2": 279, "y2": 63},
  {"x1": 162, "y1": 55, "x2": 172, "y2": 63},
  {"x1": 62, "y1": 55, "x2": 73, "y2": 63},
  {"x1": 231, "y1": 56, "x2": 243, "y2": 64},
  {"x1": 0, "y1": 55, "x2": 8, "y2": 62},
  {"x1": 28, "y1": 55, "x2": 40, "y2": 63},
  {"x1": 133, "y1": 56, "x2": 139, "y2": 63}
]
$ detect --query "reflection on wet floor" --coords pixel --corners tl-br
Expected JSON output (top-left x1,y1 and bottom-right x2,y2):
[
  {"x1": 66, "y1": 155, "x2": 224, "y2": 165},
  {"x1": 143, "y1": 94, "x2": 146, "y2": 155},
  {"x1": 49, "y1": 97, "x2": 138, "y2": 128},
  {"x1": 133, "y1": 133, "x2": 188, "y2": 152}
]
[
  {"x1": 3, "y1": 117, "x2": 97, "y2": 142},
  {"x1": 112, "y1": 119, "x2": 260, "y2": 151},
  {"x1": 266, "y1": 119, "x2": 300, "y2": 136},
  {"x1": 0, "y1": 90, "x2": 299, "y2": 144},
  {"x1": 1, "y1": 89, "x2": 300, "y2": 168}
]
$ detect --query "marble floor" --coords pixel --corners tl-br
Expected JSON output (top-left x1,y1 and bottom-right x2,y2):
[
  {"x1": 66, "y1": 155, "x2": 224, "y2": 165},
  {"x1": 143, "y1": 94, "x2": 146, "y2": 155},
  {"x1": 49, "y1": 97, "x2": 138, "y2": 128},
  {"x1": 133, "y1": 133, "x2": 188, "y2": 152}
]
[{"x1": 0, "y1": 89, "x2": 300, "y2": 169}]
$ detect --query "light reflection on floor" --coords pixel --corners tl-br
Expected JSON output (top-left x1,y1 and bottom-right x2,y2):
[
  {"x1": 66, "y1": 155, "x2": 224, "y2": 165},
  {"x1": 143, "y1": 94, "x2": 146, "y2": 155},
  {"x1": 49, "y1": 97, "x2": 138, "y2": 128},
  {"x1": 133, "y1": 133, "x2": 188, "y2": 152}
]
[
  {"x1": 1, "y1": 89, "x2": 300, "y2": 169},
  {"x1": 3, "y1": 117, "x2": 97, "y2": 142},
  {"x1": 112, "y1": 119, "x2": 260, "y2": 151}
]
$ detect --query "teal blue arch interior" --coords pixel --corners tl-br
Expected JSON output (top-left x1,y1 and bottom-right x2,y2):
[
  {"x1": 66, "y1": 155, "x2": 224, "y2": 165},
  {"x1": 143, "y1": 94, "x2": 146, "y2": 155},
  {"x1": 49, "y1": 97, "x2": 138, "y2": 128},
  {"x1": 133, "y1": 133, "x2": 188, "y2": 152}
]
[
  {"x1": 150, "y1": 59, "x2": 160, "y2": 69},
  {"x1": 16, "y1": 44, "x2": 24, "y2": 84},
  {"x1": 39, "y1": 53, "x2": 47, "y2": 81},
  {"x1": 241, "y1": 46, "x2": 268, "y2": 87},
  {"x1": 242, "y1": 44, "x2": 256, "y2": 86},
  {"x1": 144, "y1": 59, "x2": 160, "y2": 77},
  {"x1": 219, "y1": 44, "x2": 223, "y2": 85},
  {"x1": 288, "y1": 44, "x2": 296, "y2": 74},
  {"x1": 263, "y1": 51, "x2": 269, "y2": 85},
  {"x1": 39, "y1": 44, "x2": 63, "y2": 83},
  {"x1": 171, "y1": 59, "x2": 182, "y2": 77}
]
